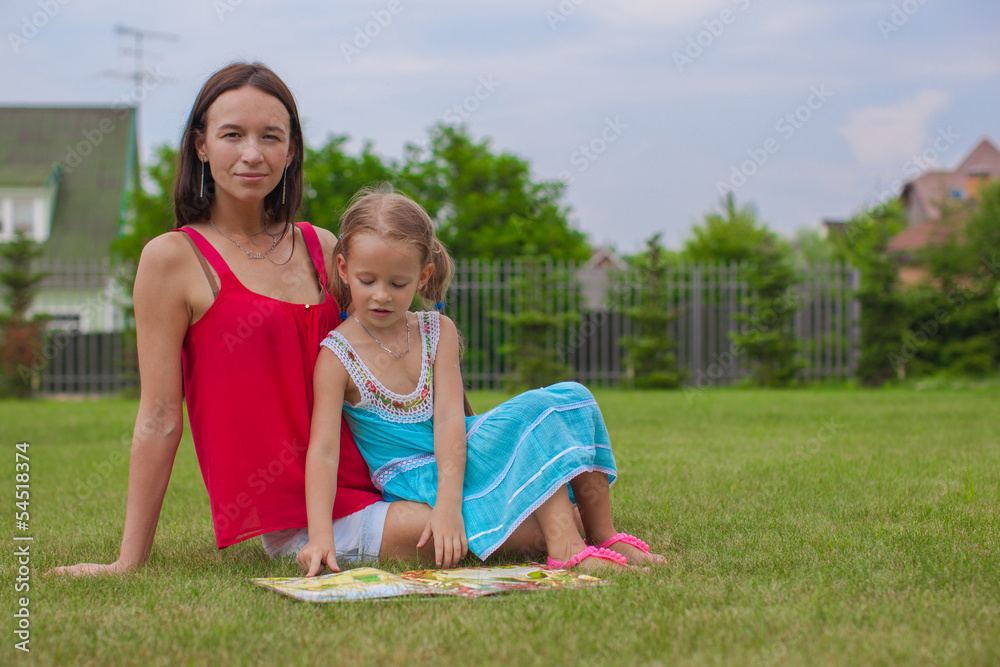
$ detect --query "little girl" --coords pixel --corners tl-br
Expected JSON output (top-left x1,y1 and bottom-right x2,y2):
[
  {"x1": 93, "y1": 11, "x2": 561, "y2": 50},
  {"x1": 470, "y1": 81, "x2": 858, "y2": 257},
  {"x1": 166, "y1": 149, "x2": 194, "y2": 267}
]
[{"x1": 298, "y1": 187, "x2": 663, "y2": 575}]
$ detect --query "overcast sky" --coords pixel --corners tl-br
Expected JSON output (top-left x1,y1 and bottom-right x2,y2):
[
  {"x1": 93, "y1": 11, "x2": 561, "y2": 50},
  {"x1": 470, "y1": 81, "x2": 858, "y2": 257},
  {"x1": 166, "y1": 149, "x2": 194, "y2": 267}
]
[{"x1": 3, "y1": 0, "x2": 999, "y2": 253}]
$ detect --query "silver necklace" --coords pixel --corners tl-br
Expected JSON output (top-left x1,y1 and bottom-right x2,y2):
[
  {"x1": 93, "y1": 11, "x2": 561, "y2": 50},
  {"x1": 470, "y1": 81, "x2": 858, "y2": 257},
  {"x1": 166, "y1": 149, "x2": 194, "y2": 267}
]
[
  {"x1": 352, "y1": 314, "x2": 410, "y2": 359},
  {"x1": 210, "y1": 219, "x2": 278, "y2": 259}
]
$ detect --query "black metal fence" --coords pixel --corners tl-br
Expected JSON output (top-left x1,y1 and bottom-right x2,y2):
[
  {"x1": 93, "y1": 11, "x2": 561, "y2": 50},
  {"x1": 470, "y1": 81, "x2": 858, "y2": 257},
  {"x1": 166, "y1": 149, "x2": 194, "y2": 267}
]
[{"x1": 30, "y1": 260, "x2": 860, "y2": 395}]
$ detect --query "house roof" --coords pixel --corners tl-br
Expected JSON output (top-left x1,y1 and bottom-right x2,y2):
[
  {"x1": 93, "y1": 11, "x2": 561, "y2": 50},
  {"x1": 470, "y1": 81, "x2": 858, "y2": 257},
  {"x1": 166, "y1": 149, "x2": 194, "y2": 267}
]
[
  {"x1": 891, "y1": 137, "x2": 999, "y2": 253},
  {"x1": 0, "y1": 106, "x2": 138, "y2": 260},
  {"x1": 959, "y1": 137, "x2": 1000, "y2": 175},
  {"x1": 900, "y1": 137, "x2": 1000, "y2": 223},
  {"x1": 0, "y1": 163, "x2": 61, "y2": 187},
  {"x1": 585, "y1": 245, "x2": 628, "y2": 271},
  {"x1": 900, "y1": 170, "x2": 964, "y2": 223},
  {"x1": 886, "y1": 220, "x2": 958, "y2": 253}
]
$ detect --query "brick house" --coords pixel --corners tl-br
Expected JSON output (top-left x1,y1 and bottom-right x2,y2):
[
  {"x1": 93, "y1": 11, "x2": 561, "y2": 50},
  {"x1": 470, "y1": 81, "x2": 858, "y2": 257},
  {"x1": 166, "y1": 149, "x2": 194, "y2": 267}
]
[{"x1": 887, "y1": 137, "x2": 1000, "y2": 284}]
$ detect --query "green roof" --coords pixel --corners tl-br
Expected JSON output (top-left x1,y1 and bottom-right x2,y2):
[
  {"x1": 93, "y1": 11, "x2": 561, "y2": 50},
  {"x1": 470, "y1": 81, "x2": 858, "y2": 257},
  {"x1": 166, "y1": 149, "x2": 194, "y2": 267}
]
[
  {"x1": 0, "y1": 106, "x2": 138, "y2": 260},
  {"x1": 0, "y1": 163, "x2": 60, "y2": 187}
]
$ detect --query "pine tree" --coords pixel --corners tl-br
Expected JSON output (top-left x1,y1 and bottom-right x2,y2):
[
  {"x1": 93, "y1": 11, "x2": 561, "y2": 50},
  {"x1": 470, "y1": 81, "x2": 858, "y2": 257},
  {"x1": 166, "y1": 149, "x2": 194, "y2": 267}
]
[
  {"x1": 494, "y1": 259, "x2": 578, "y2": 390},
  {"x1": 0, "y1": 233, "x2": 50, "y2": 397},
  {"x1": 620, "y1": 234, "x2": 682, "y2": 388}
]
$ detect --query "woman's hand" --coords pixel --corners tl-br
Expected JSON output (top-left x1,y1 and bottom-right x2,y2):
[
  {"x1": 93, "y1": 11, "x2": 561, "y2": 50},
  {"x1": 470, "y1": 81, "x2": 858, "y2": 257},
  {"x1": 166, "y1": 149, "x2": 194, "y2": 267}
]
[
  {"x1": 417, "y1": 504, "x2": 468, "y2": 568},
  {"x1": 296, "y1": 538, "x2": 340, "y2": 577},
  {"x1": 50, "y1": 560, "x2": 135, "y2": 577}
]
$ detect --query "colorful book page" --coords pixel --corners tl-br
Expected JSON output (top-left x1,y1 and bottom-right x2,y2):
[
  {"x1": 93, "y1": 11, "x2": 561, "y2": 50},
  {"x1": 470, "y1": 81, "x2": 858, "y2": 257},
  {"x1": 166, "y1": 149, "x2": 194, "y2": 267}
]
[{"x1": 251, "y1": 563, "x2": 605, "y2": 602}]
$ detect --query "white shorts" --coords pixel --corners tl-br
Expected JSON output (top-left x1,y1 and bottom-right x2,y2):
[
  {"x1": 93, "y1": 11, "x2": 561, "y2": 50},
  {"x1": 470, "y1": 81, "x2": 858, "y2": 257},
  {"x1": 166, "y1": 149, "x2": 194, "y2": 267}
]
[{"x1": 260, "y1": 501, "x2": 391, "y2": 565}]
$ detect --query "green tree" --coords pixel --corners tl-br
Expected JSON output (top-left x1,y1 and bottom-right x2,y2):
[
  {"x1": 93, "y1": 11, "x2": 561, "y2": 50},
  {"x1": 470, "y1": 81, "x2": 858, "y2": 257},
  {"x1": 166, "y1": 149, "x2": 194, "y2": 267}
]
[
  {"x1": 494, "y1": 259, "x2": 578, "y2": 390},
  {"x1": 901, "y1": 182, "x2": 1000, "y2": 378},
  {"x1": 110, "y1": 144, "x2": 179, "y2": 392},
  {"x1": 685, "y1": 194, "x2": 802, "y2": 387},
  {"x1": 830, "y1": 199, "x2": 907, "y2": 386},
  {"x1": 0, "y1": 233, "x2": 50, "y2": 397},
  {"x1": 967, "y1": 179, "x2": 1000, "y2": 261},
  {"x1": 729, "y1": 232, "x2": 803, "y2": 387},
  {"x1": 301, "y1": 135, "x2": 395, "y2": 232},
  {"x1": 790, "y1": 227, "x2": 837, "y2": 269},
  {"x1": 620, "y1": 234, "x2": 682, "y2": 388},
  {"x1": 683, "y1": 192, "x2": 772, "y2": 263},
  {"x1": 114, "y1": 144, "x2": 179, "y2": 278},
  {"x1": 968, "y1": 180, "x2": 1000, "y2": 346},
  {"x1": 401, "y1": 125, "x2": 590, "y2": 261}
]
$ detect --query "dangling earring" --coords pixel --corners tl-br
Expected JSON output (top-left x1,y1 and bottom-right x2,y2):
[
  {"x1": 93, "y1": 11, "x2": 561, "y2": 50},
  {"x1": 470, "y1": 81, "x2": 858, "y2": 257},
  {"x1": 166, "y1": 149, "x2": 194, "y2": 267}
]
[
  {"x1": 281, "y1": 164, "x2": 287, "y2": 205},
  {"x1": 200, "y1": 159, "x2": 206, "y2": 199}
]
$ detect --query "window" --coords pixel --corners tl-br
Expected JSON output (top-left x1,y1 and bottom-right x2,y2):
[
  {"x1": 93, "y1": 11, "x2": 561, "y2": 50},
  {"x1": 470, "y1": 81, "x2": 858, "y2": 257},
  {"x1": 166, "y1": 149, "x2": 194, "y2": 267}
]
[
  {"x1": 13, "y1": 197, "x2": 35, "y2": 233},
  {"x1": 47, "y1": 313, "x2": 82, "y2": 332},
  {"x1": 0, "y1": 193, "x2": 52, "y2": 243}
]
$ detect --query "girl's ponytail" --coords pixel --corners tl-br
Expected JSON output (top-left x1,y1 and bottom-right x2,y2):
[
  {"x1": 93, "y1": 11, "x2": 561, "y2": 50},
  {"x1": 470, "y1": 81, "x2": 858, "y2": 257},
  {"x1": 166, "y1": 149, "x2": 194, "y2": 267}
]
[
  {"x1": 419, "y1": 237, "x2": 455, "y2": 310},
  {"x1": 420, "y1": 236, "x2": 466, "y2": 363}
]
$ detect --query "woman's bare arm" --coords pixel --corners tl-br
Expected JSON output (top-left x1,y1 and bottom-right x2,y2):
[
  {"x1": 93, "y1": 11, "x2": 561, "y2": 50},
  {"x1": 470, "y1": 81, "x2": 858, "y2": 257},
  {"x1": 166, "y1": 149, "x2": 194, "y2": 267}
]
[{"x1": 53, "y1": 234, "x2": 199, "y2": 575}]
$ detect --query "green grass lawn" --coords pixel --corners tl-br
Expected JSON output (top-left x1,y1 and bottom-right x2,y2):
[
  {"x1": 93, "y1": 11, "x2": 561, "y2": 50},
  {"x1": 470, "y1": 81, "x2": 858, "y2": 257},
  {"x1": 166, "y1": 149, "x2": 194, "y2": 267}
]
[{"x1": 2, "y1": 388, "x2": 998, "y2": 665}]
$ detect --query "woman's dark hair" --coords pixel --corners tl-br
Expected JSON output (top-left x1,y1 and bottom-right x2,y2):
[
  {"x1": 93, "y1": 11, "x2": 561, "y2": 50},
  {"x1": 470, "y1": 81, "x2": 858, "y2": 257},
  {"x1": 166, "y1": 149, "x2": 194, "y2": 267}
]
[{"x1": 173, "y1": 62, "x2": 303, "y2": 227}]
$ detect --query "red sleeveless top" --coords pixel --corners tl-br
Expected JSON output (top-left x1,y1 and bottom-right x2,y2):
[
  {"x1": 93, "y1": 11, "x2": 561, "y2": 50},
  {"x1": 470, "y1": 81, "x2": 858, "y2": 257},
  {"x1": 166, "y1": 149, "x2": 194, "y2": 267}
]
[{"x1": 175, "y1": 223, "x2": 382, "y2": 548}]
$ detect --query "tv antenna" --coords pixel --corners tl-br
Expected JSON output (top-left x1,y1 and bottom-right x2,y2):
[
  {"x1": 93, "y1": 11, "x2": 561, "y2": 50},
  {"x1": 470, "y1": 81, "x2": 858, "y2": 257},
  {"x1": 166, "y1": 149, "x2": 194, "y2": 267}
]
[{"x1": 101, "y1": 24, "x2": 179, "y2": 91}]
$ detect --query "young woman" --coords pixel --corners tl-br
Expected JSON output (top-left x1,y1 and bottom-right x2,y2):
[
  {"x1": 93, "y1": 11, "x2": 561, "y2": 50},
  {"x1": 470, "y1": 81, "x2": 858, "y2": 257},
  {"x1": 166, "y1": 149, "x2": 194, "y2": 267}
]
[{"x1": 53, "y1": 62, "x2": 549, "y2": 576}]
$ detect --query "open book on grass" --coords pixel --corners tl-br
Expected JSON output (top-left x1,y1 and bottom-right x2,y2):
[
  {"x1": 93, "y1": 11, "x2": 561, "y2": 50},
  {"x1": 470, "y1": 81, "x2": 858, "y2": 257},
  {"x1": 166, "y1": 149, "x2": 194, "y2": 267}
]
[{"x1": 251, "y1": 563, "x2": 605, "y2": 602}]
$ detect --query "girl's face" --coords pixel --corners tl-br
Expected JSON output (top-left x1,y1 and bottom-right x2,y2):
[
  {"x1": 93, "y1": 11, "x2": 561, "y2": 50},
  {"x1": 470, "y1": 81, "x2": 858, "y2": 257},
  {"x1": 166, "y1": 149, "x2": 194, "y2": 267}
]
[
  {"x1": 195, "y1": 86, "x2": 294, "y2": 207},
  {"x1": 337, "y1": 232, "x2": 433, "y2": 331}
]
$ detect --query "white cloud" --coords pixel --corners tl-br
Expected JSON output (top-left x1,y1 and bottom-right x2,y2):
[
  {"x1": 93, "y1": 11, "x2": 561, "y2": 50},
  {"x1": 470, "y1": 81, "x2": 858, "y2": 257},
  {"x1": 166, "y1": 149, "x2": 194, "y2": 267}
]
[{"x1": 838, "y1": 90, "x2": 951, "y2": 165}]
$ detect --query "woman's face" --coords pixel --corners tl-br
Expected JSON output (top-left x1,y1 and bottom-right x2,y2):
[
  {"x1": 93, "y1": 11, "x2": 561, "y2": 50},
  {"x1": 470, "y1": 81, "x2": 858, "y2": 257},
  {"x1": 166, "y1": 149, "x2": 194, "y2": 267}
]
[{"x1": 195, "y1": 85, "x2": 294, "y2": 206}]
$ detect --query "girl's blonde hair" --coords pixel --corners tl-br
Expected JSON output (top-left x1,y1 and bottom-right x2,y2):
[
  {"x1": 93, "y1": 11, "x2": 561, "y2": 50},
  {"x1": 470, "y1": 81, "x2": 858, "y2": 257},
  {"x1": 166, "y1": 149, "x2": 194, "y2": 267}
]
[{"x1": 332, "y1": 185, "x2": 455, "y2": 313}]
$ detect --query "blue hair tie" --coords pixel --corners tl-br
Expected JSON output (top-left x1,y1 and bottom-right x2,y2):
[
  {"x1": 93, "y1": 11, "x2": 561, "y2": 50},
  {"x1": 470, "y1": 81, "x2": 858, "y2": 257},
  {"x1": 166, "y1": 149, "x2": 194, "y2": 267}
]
[
  {"x1": 339, "y1": 312, "x2": 349, "y2": 321},
  {"x1": 434, "y1": 302, "x2": 445, "y2": 311}
]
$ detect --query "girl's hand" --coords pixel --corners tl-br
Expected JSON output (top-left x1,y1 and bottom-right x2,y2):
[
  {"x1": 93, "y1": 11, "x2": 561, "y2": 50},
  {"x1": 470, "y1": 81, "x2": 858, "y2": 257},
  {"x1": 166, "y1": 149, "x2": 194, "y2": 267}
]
[
  {"x1": 417, "y1": 505, "x2": 468, "y2": 568},
  {"x1": 296, "y1": 539, "x2": 340, "y2": 577}
]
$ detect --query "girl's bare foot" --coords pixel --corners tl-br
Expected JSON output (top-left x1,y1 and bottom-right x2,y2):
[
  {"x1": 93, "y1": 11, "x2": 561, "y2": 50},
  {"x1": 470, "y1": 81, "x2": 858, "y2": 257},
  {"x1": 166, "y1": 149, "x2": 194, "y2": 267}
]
[
  {"x1": 608, "y1": 543, "x2": 667, "y2": 565},
  {"x1": 593, "y1": 533, "x2": 667, "y2": 565},
  {"x1": 572, "y1": 552, "x2": 629, "y2": 574},
  {"x1": 547, "y1": 545, "x2": 627, "y2": 573}
]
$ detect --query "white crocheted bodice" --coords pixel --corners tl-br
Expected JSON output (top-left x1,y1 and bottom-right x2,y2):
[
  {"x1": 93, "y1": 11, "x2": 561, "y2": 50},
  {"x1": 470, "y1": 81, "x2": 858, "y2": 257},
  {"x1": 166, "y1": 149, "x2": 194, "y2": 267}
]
[{"x1": 320, "y1": 311, "x2": 440, "y2": 423}]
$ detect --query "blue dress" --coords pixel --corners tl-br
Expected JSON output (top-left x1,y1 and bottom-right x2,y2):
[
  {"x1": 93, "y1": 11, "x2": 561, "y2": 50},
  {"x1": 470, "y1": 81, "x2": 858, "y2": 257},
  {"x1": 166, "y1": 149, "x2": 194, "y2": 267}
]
[{"x1": 320, "y1": 311, "x2": 617, "y2": 559}]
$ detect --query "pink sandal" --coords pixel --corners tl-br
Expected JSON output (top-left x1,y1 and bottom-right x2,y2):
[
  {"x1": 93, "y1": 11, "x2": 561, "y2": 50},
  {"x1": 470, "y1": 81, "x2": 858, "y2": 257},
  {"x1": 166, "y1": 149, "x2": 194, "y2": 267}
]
[
  {"x1": 546, "y1": 545, "x2": 627, "y2": 569},
  {"x1": 596, "y1": 533, "x2": 651, "y2": 554}
]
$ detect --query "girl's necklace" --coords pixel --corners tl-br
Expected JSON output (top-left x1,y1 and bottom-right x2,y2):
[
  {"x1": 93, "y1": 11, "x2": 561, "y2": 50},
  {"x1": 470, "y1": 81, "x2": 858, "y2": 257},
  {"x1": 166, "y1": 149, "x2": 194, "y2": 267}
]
[
  {"x1": 210, "y1": 219, "x2": 278, "y2": 259},
  {"x1": 352, "y1": 314, "x2": 410, "y2": 359}
]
